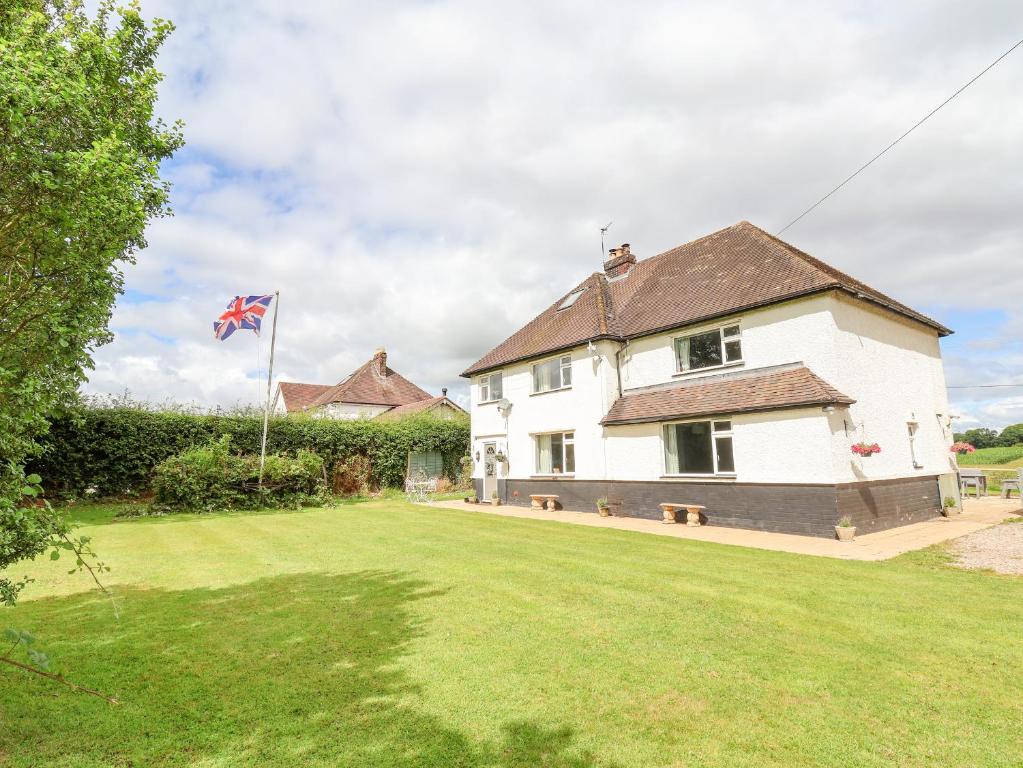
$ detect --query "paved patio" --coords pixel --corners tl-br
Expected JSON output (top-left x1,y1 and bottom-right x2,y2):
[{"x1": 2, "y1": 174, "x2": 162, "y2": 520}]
[{"x1": 424, "y1": 496, "x2": 1022, "y2": 561}]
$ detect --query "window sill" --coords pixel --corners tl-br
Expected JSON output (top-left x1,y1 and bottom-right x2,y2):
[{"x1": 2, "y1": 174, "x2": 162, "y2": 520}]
[
  {"x1": 529, "y1": 386, "x2": 572, "y2": 397},
  {"x1": 477, "y1": 400, "x2": 502, "y2": 406},
  {"x1": 673, "y1": 361, "x2": 744, "y2": 378},
  {"x1": 660, "y1": 474, "x2": 737, "y2": 481},
  {"x1": 531, "y1": 474, "x2": 575, "y2": 479}
]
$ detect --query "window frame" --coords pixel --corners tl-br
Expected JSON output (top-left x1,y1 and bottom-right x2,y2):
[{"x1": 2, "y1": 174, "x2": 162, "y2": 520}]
[
  {"x1": 478, "y1": 372, "x2": 503, "y2": 404},
  {"x1": 534, "y1": 430, "x2": 576, "y2": 476},
  {"x1": 673, "y1": 322, "x2": 744, "y2": 375},
  {"x1": 531, "y1": 354, "x2": 573, "y2": 395},
  {"x1": 661, "y1": 418, "x2": 736, "y2": 478}
]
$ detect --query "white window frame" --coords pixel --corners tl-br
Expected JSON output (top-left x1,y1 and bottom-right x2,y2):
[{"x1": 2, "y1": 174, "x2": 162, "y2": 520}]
[
  {"x1": 907, "y1": 421, "x2": 922, "y2": 469},
  {"x1": 534, "y1": 431, "x2": 575, "y2": 476},
  {"x1": 662, "y1": 418, "x2": 736, "y2": 477},
  {"x1": 478, "y1": 372, "x2": 502, "y2": 404},
  {"x1": 531, "y1": 354, "x2": 573, "y2": 394},
  {"x1": 673, "y1": 322, "x2": 743, "y2": 375}
]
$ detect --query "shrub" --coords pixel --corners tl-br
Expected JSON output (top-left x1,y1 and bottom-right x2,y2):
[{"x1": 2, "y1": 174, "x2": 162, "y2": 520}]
[
  {"x1": 151, "y1": 438, "x2": 326, "y2": 512},
  {"x1": 31, "y1": 406, "x2": 469, "y2": 496},
  {"x1": 331, "y1": 455, "x2": 374, "y2": 497}
]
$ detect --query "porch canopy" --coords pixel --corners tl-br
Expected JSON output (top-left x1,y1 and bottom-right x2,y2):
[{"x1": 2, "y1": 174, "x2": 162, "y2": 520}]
[{"x1": 600, "y1": 363, "x2": 854, "y2": 426}]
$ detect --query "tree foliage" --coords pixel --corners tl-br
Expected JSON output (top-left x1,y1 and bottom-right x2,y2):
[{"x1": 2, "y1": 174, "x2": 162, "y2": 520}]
[{"x1": 0, "y1": 0, "x2": 181, "y2": 604}]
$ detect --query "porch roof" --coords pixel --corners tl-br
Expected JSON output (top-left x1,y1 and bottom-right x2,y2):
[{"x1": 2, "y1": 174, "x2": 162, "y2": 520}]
[{"x1": 600, "y1": 363, "x2": 854, "y2": 426}]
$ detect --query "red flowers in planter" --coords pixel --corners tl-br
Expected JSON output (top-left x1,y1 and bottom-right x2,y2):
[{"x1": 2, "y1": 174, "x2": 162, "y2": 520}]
[
  {"x1": 950, "y1": 442, "x2": 975, "y2": 455},
  {"x1": 851, "y1": 442, "x2": 881, "y2": 457}
]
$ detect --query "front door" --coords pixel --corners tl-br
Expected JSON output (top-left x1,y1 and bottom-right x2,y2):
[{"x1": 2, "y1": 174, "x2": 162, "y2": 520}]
[{"x1": 483, "y1": 442, "x2": 498, "y2": 500}]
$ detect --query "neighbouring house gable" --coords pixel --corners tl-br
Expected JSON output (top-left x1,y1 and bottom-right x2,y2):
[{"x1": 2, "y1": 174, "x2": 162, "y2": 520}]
[
  {"x1": 308, "y1": 349, "x2": 433, "y2": 409},
  {"x1": 461, "y1": 221, "x2": 949, "y2": 378}
]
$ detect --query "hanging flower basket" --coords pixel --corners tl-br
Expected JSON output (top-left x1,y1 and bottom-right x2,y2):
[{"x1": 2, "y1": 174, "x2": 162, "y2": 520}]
[
  {"x1": 493, "y1": 451, "x2": 507, "y2": 463},
  {"x1": 950, "y1": 442, "x2": 975, "y2": 455},
  {"x1": 851, "y1": 442, "x2": 881, "y2": 457}
]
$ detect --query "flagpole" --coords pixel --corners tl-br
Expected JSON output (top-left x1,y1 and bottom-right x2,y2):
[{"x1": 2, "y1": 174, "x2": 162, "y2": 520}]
[{"x1": 258, "y1": 291, "x2": 279, "y2": 488}]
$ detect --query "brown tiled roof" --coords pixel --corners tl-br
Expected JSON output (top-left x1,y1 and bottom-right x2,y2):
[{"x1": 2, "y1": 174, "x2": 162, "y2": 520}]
[
  {"x1": 600, "y1": 364, "x2": 854, "y2": 425},
  {"x1": 276, "y1": 382, "x2": 333, "y2": 413},
  {"x1": 374, "y1": 396, "x2": 467, "y2": 420},
  {"x1": 462, "y1": 221, "x2": 950, "y2": 376},
  {"x1": 308, "y1": 354, "x2": 433, "y2": 409}
]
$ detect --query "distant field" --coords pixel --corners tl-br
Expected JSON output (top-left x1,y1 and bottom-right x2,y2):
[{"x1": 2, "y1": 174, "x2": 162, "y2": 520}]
[{"x1": 957, "y1": 445, "x2": 1023, "y2": 467}]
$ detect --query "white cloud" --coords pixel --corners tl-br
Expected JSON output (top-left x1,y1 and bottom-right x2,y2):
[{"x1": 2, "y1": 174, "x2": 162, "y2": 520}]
[{"x1": 84, "y1": 0, "x2": 1023, "y2": 426}]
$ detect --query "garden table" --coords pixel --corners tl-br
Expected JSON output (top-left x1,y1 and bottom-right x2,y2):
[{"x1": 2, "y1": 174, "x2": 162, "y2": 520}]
[{"x1": 958, "y1": 469, "x2": 987, "y2": 498}]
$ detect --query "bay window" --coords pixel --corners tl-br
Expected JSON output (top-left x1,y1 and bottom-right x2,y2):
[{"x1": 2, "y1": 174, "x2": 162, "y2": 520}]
[
  {"x1": 479, "y1": 372, "x2": 502, "y2": 403},
  {"x1": 532, "y1": 355, "x2": 572, "y2": 393},
  {"x1": 674, "y1": 324, "x2": 742, "y2": 373},
  {"x1": 663, "y1": 419, "x2": 735, "y2": 476},
  {"x1": 535, "y1": 431, "x2": 575, "y2": 474}
]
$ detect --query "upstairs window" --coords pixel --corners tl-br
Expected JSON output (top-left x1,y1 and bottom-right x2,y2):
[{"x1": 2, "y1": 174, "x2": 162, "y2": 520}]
[
  {"x1": 532, "y1": 355, "x2": 572, "y2": 393},
  {"x1": 674, "y1": 324, "x2": 743, "y2": 373},
  {"x1": 536, "y1": 432, "x2": 575, "y2": 474},
  {"x1": 479, "y1": 373, "x2": 502, "y2": 403},
  {"x1": 663, "y1": 419, "x2": 735, "y2": 476}
]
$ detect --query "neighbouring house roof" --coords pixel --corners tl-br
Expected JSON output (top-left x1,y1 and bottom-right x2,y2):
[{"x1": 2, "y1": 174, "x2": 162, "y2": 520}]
[
  {"x1": 275, "y1": 382, "x2": 334, "y2": 413},
  {"x1": 373, "y1": 396, "x2": 467, "y2": 420},
  {"x1": 599, "y1": 363, "x2": 855, "y2": 426},
  {"x1": 462, "y1": 221, "x2": 951, "y2": 376},
  {"x1": 307, "y1": 351, "x2": 434, "y2": 409}
]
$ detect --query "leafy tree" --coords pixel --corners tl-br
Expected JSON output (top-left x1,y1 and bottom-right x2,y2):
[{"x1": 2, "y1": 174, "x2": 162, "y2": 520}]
[
  {"x1": 953, "y1": 428, "x2": 1000, "y2": 450},
  {"x1": 0, "y1": 0, "x2": 181, "y2": 607},
  {"x1": 998, "y1": 423, "x2": 1023, "y2": 447}
]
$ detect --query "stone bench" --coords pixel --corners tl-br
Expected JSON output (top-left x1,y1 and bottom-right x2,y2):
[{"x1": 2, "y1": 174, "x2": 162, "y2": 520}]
[
  {"x1": 659, "y1": 503, "x2": 706, "y2": 526},
  {"x1": 529, "y1": 494, "x2": 559, "y2": 511}
]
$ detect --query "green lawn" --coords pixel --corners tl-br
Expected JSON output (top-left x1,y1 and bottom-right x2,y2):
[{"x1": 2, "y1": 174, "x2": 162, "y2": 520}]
[
  {"x1": 957, "y1": 445, "x2": 1023, "y2": 467},
  {"x1": 2, "y1": 501, "x2": 1022, "y2": 767}
]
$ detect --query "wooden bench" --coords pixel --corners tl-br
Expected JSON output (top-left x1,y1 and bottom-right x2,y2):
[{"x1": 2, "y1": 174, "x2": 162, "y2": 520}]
[
  {"x1": 659, "y1": 503, "x2": 706, "y2": 526},
  {"x1": 529, "y1": 494, "x2": 559, "y2": 511}
]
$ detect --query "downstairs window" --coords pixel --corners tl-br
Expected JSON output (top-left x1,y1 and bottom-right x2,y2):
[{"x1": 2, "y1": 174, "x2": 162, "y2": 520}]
[
  {"x1": 663, "y1": 419, "x2": 735, "y2": 475},
  {"x1": 535, "y1": 432, "x2": 575, "y2": 474}
]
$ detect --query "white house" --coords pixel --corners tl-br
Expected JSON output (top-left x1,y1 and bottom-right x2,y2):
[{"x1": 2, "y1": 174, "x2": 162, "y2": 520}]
[
  {"x1": 273, "y1": 348, "x2": 465, "y2": 421},
  {"x1": 461, "y1": 221, "x2": 958, "y2": 537}
]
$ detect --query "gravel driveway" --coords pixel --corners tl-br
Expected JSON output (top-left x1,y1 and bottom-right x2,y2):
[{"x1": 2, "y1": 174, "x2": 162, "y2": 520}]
[{"x1": 951, "y1": 521, "x2": 1023, "y2": 575}]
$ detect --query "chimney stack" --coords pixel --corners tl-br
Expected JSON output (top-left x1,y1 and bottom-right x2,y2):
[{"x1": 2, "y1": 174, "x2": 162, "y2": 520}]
[
  {"x1": 603, "y1": 243, "x2": 636, "y2": 278},
  {"x1": 373, "y1": 347, "x2": 387, "y2": 376},
  {"x1": 442, "y1": 387, "x2": 448, "y2": 397}
]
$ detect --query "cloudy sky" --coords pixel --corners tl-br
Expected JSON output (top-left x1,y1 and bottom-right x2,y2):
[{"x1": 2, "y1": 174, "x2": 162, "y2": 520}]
[{"x1": 85, "y1": 0, "x2": 1023, "y2": 428}]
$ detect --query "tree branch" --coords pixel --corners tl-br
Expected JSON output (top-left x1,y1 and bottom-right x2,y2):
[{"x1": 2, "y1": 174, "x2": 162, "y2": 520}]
[{"x1": 0, "y1": 654, "x2": 119, "y2": 704}]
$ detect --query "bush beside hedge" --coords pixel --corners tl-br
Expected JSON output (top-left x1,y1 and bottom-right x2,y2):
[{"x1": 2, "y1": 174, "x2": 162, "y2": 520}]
[
  {"x1": 31, "y1": 406, "x2": 470, "y2": 496},
  {"x1": 152, "y1": 438, "x2": 326, "y2": 512}
]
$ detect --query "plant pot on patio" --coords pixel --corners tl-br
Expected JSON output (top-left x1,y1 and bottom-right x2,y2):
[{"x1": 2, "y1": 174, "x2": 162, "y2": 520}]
[
  {"x1": 596, "y1": 497, "x2": 611, "y2": 517},
  {"x1": 835, "y1": 517, "x2": 856, "y2": 541}
]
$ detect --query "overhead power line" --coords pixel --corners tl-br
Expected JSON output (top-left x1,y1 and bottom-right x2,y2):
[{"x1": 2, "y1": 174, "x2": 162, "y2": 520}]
[{"x1": 777, "y1": 36, "x2": 1023, "y2": 236}]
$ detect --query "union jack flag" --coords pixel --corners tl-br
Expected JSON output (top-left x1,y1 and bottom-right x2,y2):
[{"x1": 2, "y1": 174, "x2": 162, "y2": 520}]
[{"x1": 213, "y1": 295, "x2": 274, "y2": 341}]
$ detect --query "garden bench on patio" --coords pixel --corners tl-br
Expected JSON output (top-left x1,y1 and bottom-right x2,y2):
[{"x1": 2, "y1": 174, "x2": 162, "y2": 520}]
[
  {"x1": 1001, "y1": 469, "x2": 1022, "y2": 500},
  {"x1": 659, "y1": 502, "x2": 706, "y2": 526},
  {"x1": 529, "y1": 494, "x2": 559, "y2": 511},
  {"x1": 959, "y1": 469, "x2": 987, "y2": 498}
]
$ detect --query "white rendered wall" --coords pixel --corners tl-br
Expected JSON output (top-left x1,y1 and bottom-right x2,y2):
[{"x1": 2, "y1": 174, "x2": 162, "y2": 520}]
[
  {"x1": 603, "y1": 408, "x2": 835, "y2": 484},
  {"x1": 315, "y1": 402, "x2": 391, "y2": 420},
  {"x1": 469, "y1": 341, "x2": 619, "y2": 481},
  {"x1": 469, "y1": 291, "x2": 953, "y2": 485}
]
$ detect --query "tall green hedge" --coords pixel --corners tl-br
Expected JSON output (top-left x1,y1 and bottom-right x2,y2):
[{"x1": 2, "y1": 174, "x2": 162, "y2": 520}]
[{"x1": 30, "y1": 407, "x2": 470, "y2": 496}]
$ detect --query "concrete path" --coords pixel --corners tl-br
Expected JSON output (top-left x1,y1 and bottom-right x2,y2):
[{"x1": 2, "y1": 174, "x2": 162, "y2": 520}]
[{"x1": 424, "y1": 496, "x2": 1022, "y2": 561}]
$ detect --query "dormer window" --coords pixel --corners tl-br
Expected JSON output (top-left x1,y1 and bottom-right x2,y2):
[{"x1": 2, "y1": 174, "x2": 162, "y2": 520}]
[
  {"x1": 674, "y1": 323, "x2": 743, "y2": 373},
  {"x1": 557, "y1": 289, "x2": 586, "y2": 310}
]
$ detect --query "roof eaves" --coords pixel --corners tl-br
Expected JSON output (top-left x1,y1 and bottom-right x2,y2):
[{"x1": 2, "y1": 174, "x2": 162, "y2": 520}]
[{"x1": 600, "y1": 398, "x2": 855, "y2": 426}]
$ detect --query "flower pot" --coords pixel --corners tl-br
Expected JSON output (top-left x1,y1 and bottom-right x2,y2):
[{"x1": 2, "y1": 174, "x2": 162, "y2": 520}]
[
  {"x1": 597, "y1": 505, "x2": 611, "y2": 517},
  {"x1": 835, "y1": 526, "x2": 856, "y2": 542}
]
